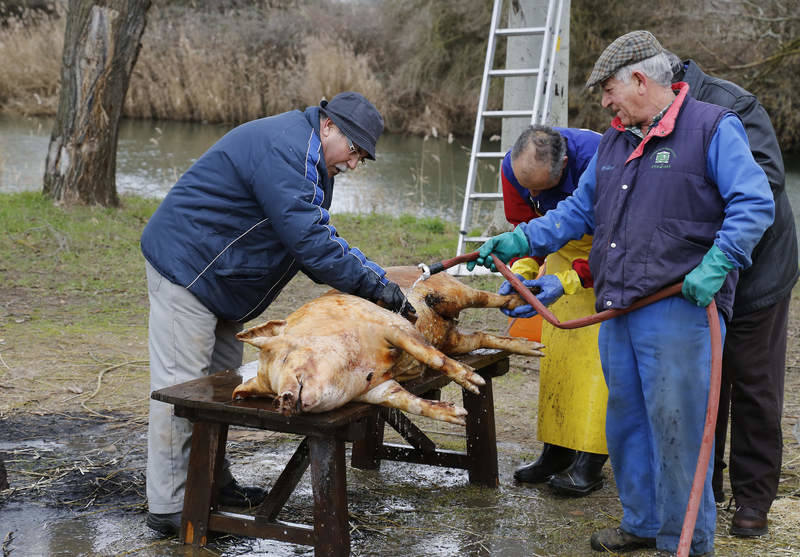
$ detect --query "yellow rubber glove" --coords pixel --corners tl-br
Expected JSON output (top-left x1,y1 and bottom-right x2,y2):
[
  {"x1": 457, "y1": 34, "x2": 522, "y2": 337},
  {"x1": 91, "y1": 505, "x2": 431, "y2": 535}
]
[
  {"x1": 553, "y1": 269, "x2": 582, "y2": 296},
  {"x1": 510, "y1": 258, "x2": 540, "y2": 281}
]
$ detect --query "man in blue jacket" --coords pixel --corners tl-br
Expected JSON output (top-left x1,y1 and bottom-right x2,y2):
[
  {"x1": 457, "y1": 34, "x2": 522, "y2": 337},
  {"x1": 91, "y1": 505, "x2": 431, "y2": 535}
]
[
  {"x1": 669, "y1": 52, "x2": 799, "y2": 537},
  {"x1": 140, "y1": 91, "x2": 414, "y2": 535},
  {"x1": 468, "y1": 31, "x2": 774, "y2": 555},
  {"x1": 499, "y1": 126, "x2": 610, "y2": 496}
]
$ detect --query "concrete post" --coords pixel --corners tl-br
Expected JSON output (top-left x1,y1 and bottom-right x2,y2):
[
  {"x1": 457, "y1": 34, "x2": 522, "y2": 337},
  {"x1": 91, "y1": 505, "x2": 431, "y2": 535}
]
[{"x1": 490, "y1": 0, "x2": 570, "y2": 231}]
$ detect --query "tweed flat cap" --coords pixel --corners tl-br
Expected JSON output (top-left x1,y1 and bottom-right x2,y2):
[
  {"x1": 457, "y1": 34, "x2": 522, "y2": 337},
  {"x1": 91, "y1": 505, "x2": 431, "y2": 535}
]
[{"x1": 585, "y1": 30, "x2": 664, "y2": 88}]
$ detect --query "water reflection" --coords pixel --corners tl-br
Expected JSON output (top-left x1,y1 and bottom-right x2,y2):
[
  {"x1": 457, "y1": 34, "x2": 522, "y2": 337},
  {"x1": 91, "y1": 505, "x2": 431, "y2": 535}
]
[
  {"x1": 1, "y1": 114, "x2": 799, "y2": 241},
  {"x1": 0, "y1": 115, "x2": 501, "y2": 222}
]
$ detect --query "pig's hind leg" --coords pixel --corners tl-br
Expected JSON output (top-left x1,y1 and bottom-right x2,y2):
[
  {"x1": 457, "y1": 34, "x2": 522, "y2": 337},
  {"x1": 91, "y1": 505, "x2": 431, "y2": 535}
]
[{"x1": 355, "y1": 380, "x2": 467, "y2": 426}]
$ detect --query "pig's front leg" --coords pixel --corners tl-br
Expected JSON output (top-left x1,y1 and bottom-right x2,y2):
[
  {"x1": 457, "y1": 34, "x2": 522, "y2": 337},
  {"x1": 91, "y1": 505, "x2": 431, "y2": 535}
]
[{"x1": 384, "y1": 326, "x2": 485, "y2": 394}]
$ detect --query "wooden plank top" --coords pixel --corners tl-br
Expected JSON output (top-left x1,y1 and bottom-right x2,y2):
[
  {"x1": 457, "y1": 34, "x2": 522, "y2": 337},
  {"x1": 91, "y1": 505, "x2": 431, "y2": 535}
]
[{"x1": 151, "y1": 348, "x2": 510, "y2": 431}]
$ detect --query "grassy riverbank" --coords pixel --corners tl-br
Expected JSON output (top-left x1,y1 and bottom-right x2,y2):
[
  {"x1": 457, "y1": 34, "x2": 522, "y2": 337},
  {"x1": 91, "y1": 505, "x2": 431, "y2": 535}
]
[{"x1": 0, "y1": 191, "x2": 495, "y2": 414}]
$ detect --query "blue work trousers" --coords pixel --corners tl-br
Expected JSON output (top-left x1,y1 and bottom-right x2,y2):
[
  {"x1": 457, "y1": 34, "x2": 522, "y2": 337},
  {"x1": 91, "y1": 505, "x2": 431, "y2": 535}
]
[{"x1": 598, "y1": 296, "x2": 725, "y2": 555}]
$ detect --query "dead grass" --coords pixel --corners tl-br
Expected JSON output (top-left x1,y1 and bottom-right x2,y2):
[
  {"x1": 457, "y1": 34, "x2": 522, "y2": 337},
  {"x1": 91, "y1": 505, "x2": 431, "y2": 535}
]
[{"x1": 0, "y1": 7, "x2": 62, "y2": 116}]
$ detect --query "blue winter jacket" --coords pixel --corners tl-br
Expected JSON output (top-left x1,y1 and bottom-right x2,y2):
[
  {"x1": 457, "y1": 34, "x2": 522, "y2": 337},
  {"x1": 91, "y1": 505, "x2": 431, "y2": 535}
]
[{"x1": 141, "y1": 106, "x2": 388, "y2": 322}]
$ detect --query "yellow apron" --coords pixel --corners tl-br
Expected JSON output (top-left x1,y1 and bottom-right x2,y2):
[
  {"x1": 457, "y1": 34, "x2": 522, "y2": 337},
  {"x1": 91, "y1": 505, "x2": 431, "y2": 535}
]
[{"x1": 536, "y1": 237, "x2": 608, "y2": 454}]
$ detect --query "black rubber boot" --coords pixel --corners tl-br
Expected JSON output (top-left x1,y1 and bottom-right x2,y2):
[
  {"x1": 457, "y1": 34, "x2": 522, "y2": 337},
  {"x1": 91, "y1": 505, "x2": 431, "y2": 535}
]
[
  {"x1": 514, "y1": 443, "x2": 576, "y2": 484},
  {"x1": 548, "y1": 451, "x2": 607, "y2": 496}
]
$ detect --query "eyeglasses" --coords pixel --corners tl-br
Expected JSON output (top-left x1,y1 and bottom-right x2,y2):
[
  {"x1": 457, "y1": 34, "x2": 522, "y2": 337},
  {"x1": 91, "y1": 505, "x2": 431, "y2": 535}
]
[{"x1": 343, "y1": 133, "x2": 368, "y2": 167}]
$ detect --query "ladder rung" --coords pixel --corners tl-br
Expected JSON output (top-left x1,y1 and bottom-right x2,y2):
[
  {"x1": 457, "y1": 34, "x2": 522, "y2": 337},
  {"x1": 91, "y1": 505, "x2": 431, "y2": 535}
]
[
  {"x1": 495, "y1": 26, "x2": 546, "y2": 37},
  {"x1": 489, "y1": 68, "x2": 540, "y2": 77},
  {"x1": 482, "y1": 110, "x2": 534, "y2": 118},
  {"x1": 469, "y1": 193, "x2": 504, "y2": 200},
  {"x1": 456, "y1": 0, "x2": 563, "y2": 264}
]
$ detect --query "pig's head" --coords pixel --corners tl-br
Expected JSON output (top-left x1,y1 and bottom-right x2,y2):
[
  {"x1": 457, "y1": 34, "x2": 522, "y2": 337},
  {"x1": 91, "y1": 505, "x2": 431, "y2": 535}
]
[{"x1": 236, "y1": 322, "x2": 365, "y2": 415}]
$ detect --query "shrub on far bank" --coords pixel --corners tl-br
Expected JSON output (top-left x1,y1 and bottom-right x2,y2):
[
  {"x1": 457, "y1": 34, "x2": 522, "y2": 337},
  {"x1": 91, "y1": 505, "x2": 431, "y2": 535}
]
[{"x1": 0, "y1": 5, "x2": 62, "y2": 116}]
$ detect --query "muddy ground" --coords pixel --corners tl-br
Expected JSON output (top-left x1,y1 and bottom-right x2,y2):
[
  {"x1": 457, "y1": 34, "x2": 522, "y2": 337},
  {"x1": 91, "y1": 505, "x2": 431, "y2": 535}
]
[{"x1": 1, "y1": 275, "x2": 799, "y2": 556}]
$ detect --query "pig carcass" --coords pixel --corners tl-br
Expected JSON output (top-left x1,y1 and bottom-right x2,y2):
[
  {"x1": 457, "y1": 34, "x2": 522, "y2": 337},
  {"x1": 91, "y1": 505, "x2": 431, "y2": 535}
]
[{"x1": 232, "y1": 266, "x2": 543, "y2": 425}]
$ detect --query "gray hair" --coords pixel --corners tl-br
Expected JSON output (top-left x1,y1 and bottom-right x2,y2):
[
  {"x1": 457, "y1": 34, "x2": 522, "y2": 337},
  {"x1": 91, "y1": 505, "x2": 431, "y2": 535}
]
[
  {"x1": 614, "y1": 51, "x2": 673, "y2": 87},
  {"x1": 510, "y1": 125, "x2": 566, "y2": 183}
]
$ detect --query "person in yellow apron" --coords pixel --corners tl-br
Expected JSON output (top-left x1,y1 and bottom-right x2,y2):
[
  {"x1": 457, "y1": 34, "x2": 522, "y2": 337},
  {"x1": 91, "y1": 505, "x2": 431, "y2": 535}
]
[{"x1": 499, "y1": 125, "x2": 607, "y2": 496}]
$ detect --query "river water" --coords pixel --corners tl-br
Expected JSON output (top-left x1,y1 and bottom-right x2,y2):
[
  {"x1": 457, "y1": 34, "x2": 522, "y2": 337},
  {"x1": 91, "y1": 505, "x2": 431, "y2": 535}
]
[{"x1": 2, "y1": 114, "x2": 800, "y2": 244}]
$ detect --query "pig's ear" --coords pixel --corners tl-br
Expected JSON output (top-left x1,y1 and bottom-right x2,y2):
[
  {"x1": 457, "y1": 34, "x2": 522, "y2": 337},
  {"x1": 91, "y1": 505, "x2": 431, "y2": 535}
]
[
  {"x1": 238, "y1": 335, "x2": 283, "y2": 350},
  {"x1": 237, "y1": 320, "x2": 288, "y2": 341}
]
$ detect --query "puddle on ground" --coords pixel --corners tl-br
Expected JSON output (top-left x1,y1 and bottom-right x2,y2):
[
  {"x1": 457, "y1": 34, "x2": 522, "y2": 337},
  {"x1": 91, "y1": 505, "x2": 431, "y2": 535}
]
[
  {"x1": 0, "y1": 439, "x2": 64, "y2": 451},
  {"x1": 1, "y1": 413, "x2": 616, "y2": 557}
]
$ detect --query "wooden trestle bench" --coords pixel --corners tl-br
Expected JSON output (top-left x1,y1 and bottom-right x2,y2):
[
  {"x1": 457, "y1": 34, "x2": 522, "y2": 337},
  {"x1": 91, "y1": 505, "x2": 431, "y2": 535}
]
[{"x1": 150, "y1": 348, "x2": 510, "y2": 556}]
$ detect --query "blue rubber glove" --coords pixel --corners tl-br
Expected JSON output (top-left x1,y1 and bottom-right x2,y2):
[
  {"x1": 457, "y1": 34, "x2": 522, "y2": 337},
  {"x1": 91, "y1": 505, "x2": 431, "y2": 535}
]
[
  {"x1": 466, "y1": 226, "x2": 530, "y2": 271},
  {"x1": 498, "y1": 274, "x2": 565, "y2": 318},
  {"x1": 682, "y1": 245, "x2": 735, "y2": 307}
]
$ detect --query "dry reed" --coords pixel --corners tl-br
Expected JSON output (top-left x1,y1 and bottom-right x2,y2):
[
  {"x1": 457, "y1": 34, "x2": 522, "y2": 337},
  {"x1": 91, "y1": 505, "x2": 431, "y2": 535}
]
[
  {"x1": 1, "y1": 1, "x2": 798, "y2": 148},
  {"x1": 125, "y1": 6, "x2": 386, "y2": 123},
  {"x1": 0, "y1": 7, "x2": 62, "y2": 116}
]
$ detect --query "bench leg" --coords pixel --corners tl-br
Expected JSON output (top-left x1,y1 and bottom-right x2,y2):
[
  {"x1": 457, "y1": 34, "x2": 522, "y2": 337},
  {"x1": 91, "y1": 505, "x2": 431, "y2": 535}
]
[
  {"x1": 181, "y1": 421, "x2": 228, "y2": 546},
  {"x1": 463, "y1": 370, "x2": 499, "y2": 487},
  {"x1": 308, "y1": 436, "x2": 350, "y2": 557},
  {"x1": 351, "y1": 411, "x2": 385, "y2": 470}
]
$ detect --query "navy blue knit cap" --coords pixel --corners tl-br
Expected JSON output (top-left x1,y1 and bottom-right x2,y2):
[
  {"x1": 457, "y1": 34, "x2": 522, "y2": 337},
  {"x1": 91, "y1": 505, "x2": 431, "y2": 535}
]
[{"x1": 320, "y1": 92, "x2": 384, "y2": 160}]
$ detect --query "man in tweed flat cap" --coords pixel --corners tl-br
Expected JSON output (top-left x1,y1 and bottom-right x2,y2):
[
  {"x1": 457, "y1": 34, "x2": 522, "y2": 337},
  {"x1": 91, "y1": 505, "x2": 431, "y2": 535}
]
[{"x1": 468, "y1": 30, "x2": 775, "y2": 556}]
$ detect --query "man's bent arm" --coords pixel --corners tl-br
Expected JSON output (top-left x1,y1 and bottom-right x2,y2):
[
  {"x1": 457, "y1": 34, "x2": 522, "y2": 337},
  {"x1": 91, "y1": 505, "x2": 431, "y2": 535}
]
[{"x1": 706, "y1": 114, "x2": 775, "y2": 269}]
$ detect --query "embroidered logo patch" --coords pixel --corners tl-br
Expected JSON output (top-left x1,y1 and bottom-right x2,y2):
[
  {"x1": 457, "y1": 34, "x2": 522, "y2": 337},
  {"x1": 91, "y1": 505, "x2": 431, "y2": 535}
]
[{"x1": 650, "y1": 148, "x2": 676, "y2": 169}]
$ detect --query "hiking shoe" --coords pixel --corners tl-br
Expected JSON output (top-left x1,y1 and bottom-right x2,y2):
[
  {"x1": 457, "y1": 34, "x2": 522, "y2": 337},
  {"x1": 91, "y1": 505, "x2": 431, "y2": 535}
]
[
  {"x1": 218, "y1": 479, "x2": 267, "y2": 508},
  {"x1": 146, "y1": 511, "x2": 181, "y2": 536},
  {"x1": 655, "y1": 550, "x2": 715, "y2": 557},
  {"x1": 590, "y1": 527, "x2": 656, "y2": 552},
  {"x1": 730, "y1": 505, "x2": 768, "y2": 537}
]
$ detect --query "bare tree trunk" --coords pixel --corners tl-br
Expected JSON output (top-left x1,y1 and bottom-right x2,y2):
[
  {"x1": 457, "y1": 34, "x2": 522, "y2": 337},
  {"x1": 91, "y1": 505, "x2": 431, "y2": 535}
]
[
  {"x1": 0, "y1": 455, "x2": 8, "y2": 490},
  {"x1": 43, "y1": 0, "x2": 151, "y2": 206}
]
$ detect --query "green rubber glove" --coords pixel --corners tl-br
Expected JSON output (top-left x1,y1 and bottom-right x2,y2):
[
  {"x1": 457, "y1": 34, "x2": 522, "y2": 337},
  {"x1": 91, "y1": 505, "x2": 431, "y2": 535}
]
[
  {"x1": 682, "y1": 244, "x2": 735, "y2": 307},
  {"x1": 466, "y1": 226, "x2": 530, "y2": 271}
]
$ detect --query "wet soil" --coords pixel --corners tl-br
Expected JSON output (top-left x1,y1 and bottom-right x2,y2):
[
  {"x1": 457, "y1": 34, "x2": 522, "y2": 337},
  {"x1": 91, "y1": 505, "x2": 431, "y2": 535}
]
[{"x1": 1, "y1": 276, "x2": 799, "y2": 556}]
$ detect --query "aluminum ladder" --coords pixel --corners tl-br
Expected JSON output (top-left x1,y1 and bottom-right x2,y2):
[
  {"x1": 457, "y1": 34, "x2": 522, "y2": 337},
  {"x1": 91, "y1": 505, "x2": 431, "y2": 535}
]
[{"x1": 452, "y1": 0, "x2": 565, "y2": 275}]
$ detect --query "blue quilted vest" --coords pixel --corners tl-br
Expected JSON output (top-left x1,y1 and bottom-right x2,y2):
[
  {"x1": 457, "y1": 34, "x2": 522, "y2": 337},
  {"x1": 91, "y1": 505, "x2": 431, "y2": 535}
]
[{"x1": 590, "y1": 95, "x2": 738, "y2": 320}]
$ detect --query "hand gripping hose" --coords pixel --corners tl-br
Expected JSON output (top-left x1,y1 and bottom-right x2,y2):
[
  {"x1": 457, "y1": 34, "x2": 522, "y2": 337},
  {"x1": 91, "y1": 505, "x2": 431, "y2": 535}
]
[
  {"x1": 488, "y1": 254, "x2": 721, "y2": 557},
  {"x1": 424, "y1": 251, "x2": 720, "y2": 557}
]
